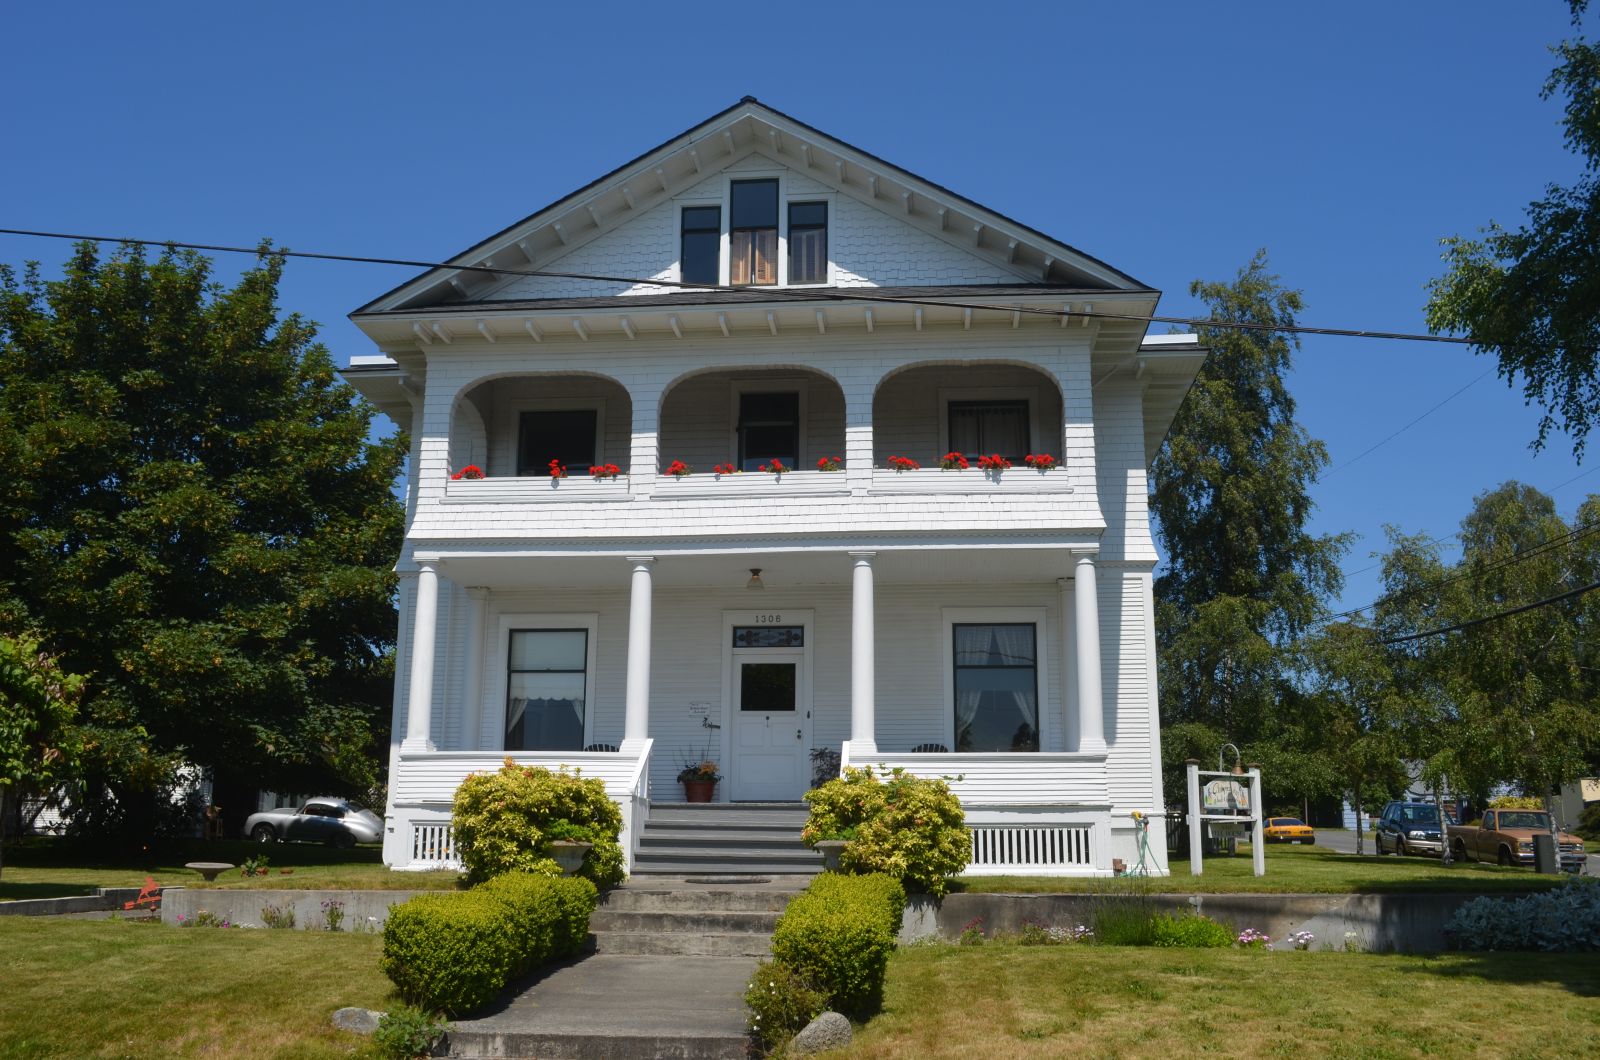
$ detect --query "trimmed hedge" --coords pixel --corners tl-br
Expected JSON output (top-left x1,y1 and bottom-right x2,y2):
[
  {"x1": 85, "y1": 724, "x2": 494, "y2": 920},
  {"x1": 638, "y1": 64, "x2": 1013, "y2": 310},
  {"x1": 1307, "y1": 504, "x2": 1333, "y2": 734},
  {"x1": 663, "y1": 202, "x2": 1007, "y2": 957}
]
[
  {"x1": 381, "y1": 873, "x2": 599, "y2": 1015},
  {"x1": 769, "y1": 871, "x2": 905, "y2": 1018}
]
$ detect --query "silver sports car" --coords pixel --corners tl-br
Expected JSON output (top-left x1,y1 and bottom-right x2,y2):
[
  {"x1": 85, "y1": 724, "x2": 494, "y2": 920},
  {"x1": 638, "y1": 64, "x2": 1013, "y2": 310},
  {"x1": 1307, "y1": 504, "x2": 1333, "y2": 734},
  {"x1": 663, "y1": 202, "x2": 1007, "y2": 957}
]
[{"x1": 243, "y1": 798, "x2": 383, "y2": 848}]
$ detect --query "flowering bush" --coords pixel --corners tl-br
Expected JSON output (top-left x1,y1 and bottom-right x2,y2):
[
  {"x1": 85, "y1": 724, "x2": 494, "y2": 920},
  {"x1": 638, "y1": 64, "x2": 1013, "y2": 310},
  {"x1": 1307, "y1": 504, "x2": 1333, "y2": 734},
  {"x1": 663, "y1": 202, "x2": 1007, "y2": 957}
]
[
  {"x1": 744, "y1": 959, "x2": 829, "y2": 1056},
  {"x1": 887, "y1": 455, "x2": 920, "y2": 472},
  {"x1": 712, "y1": 462, "x2": 737, "y2": 475},
  {"x1": 802, "y1": 766, "x2": 968, "y2": 896},
  {"x1": 759, "y1": 458, "x2": 788, "y2": 475},
  {"x1": 975, "y1": 453, "x2": 1011, "y2": 472},
  {"x1": 1445, "y1": 877, "x2": 1600, "y2": 952},
  {"x1": 588, "y1": 463, "x2": 621, "y2": 480},
  {"x1": 939, "y1": 452, "x2": 969, "y2": 470},
  {"x1": 451, "y1": 464, "x2": 485, "y2": 480},
  {"x1": 664, "y1": 460, "x2": 693, "y2": 477},
  {"x1": 1023, "y1": 453, "x2": 1057, "y2": 471},
  {"x1": 816, "y1": 455, "x2": 842, "y2": 471},
  {"x1": 1289, "y1": 930, "x2": 1315, "y2": 950},
  {"x1": 1017, "y1": 920, "x2": 1093, "y2": 945},
  {"x1": 451, "y1": 758, "x2": 625, "y2": 886},
  {"x1": 547, "y1": 458, "x2": 567, "y2": 479},
  {"x1": 1236, "y1": 928, "x2": 1271, "y2": 948}
]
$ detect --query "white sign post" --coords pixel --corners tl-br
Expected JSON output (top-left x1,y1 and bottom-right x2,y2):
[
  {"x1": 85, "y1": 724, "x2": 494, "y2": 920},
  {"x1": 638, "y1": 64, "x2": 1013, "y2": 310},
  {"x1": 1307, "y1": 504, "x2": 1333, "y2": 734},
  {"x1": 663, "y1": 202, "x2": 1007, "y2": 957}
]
[{"x1": 1186, "y1": 759, "x2": 1265, "y2": 877}]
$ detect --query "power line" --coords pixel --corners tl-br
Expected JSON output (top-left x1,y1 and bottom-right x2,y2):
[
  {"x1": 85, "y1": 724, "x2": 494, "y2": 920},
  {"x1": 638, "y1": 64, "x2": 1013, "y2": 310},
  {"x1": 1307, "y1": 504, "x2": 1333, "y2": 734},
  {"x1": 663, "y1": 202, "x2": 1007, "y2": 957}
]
[
  {"x1": 0, "y1": 226, "x2": 1478, "y2": 347},
  {"x1": 1321, "y1": 368, "x2": 1494, "y2": 478},
  {"x1": 1380, "y1": 578, "x2": 1600, "y2": 645}
]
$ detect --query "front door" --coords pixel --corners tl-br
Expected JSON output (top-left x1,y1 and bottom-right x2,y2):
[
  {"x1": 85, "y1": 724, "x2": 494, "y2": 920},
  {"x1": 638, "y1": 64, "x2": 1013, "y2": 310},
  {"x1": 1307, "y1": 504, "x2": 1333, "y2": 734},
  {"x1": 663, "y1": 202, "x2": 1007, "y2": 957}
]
[{"x1": 731, "y1": 651, "x2": 807, "y2": 801}]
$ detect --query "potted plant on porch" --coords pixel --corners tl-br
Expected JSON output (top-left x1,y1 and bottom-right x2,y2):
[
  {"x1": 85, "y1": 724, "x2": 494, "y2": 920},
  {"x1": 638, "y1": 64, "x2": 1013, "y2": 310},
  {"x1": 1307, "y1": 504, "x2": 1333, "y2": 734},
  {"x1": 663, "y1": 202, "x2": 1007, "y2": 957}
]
[{"x1": 677, "y1": 759, "x2": 722, "y2": 802}]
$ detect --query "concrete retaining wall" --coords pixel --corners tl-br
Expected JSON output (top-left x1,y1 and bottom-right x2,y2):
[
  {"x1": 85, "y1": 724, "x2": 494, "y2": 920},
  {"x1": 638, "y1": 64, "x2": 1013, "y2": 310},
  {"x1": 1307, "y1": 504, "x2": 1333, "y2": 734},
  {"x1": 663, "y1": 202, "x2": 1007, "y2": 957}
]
[
  {"x1": 0, "y1": 887, "x2": 149, "y2": 917},
  {"x1": 159, "y1": 888, "x2": 431, "y2": 931},
  {"x1": 901, "y1": 891, "x2": 1484, "y2": 953}
]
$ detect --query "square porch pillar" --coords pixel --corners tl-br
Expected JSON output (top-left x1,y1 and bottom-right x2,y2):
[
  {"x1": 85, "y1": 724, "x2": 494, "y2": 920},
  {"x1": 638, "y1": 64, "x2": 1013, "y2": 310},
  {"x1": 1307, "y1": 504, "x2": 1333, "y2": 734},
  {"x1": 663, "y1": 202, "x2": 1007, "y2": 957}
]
[{"x1": 849, "y1": 551, "x2": 878, "y2": 754}]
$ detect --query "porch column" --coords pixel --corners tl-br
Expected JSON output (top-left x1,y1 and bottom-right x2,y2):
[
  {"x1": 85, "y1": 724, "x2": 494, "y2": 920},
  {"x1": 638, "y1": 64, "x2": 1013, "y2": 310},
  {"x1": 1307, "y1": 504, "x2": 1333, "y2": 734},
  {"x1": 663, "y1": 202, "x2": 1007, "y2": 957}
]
[
  {"x1": 849, "y1": 551, "x2": 878, "y2": 754},
  {"x1": 622, "y1": 556, "x2": 655, "y2": 750},
  {"x1": 460, "y1": 587, "x2": 488, "y2": 750},
  {"x1": 1057, "y1": 577, "x2": 1079, "y2": 752},
  {"x1": 401, "y1": 561, "x2": 440, "y2": 753},
  {"x1": 1072, "y1": 551, "x2": 1107, "y2": 754}
]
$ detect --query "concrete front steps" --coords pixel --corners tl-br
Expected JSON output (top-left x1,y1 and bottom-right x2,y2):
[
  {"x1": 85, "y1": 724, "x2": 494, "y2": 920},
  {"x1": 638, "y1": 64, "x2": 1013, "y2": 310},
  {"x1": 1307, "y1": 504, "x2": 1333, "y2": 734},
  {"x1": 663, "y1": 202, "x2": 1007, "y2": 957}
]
[
  {"x1": 631, "y1": 801, "x2": 824, "y2": 876},
  {"x1": 591, "y1": 881, "x2": 801, "y2": 957}
]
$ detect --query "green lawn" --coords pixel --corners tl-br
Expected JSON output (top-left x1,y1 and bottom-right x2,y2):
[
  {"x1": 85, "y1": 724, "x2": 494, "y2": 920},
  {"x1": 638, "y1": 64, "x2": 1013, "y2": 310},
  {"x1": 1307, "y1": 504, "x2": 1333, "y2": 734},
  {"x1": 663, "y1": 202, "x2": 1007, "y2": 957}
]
[
  {"x1": 0, "y1": 839, "x2": 461, "y2": 901},
  {"x1": 839, "y1": 942, "x2": 1600, "y2": 1058},
  {"x1": 954, "y1": 841, "x2": 1576, "y2": 894},
  {"x1": 0, "y1": 917, "x2": 397, "y2": 1059}
]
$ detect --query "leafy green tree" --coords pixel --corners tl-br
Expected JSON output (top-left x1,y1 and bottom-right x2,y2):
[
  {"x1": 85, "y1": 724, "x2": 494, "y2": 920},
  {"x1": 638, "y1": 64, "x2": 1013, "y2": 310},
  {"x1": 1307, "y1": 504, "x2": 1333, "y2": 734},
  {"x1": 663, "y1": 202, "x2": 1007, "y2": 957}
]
[
  {"x1": 0, "y1": 242, "x2": 405, "y2": 838},
  {"x1": 0, "y1": 632, "x2": 84, "y2": 879},
  {"x1": 1426, "y1": 2, "x2": 1600, "y2": 456},
  {"x1": 1151, "y1": 251, "x2": 1349, "y2": 805},
  {"x1": 1374, "y1": 483, "x2": 1600, "y2": 801}
]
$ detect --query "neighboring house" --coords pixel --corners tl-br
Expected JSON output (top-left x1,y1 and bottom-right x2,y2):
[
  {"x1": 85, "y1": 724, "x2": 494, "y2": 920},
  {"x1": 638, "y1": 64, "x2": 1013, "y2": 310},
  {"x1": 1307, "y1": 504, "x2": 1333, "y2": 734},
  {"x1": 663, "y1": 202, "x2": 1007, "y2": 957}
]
[{"x1": 341, "y1": 98, "x2": 1203, "y2": 877}]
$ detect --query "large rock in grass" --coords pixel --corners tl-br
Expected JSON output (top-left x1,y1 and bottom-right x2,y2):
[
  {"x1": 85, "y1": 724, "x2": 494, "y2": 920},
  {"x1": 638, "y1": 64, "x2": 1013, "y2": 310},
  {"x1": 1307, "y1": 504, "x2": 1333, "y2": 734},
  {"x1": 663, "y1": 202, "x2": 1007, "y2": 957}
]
[
  {"x1": 331, "y1": 1007, "x2": 382, "y2": 1034},
  {"x1": 790, "y1": 1011, "x2": 851, "y2": 1054}
]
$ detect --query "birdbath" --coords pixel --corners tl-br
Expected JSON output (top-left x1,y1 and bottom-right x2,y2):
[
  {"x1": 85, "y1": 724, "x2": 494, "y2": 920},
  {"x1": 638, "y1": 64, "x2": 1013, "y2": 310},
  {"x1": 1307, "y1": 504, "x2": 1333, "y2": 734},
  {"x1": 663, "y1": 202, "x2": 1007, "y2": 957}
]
[{"x1": 184, "y1": 862, "x2": 235, "y2": 883}]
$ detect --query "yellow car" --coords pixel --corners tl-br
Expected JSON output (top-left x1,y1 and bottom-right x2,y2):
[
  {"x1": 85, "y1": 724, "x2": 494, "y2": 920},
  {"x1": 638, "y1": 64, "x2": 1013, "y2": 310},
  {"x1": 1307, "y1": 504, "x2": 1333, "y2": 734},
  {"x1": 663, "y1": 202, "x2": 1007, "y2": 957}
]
[{"x1": 1263, "y1": 817, "x2": 1316, "y2": 844}]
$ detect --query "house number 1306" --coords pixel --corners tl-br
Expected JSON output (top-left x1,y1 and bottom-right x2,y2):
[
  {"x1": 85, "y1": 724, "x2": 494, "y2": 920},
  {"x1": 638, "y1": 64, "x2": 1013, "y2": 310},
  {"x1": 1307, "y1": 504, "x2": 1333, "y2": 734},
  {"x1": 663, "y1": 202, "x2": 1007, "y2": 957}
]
[{"x1": 754, "y1": 614, "x2": 783, "y2": 624}]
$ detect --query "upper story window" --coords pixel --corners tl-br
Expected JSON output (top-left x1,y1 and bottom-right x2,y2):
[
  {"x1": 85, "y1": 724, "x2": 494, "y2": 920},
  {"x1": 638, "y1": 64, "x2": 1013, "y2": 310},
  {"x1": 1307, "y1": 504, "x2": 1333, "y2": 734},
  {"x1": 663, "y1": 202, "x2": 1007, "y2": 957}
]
[
  {"x1": 680, "y1": 206, "x2": 721, "y2": 286},
  {"x1": 788, "y1": 202, "x2": 828, "y2": 285},
  {"x1": 729, "y1": 179, "x2": 778, "y2": 286},
  {"x1": 737, "y1": 390, "x2": 799, "y2": 471},
  {"x1": 948, "y1": 399, "x2": 1030, "y2": 462},
  {"x1": 518, "y1": 409, "x2": 597, "y2": 476}
]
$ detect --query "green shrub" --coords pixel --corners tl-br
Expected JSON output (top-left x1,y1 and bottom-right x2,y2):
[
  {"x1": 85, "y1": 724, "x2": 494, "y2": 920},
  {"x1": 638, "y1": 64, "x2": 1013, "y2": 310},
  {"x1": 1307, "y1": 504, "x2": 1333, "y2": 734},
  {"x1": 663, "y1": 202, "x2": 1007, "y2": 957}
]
[
  {"x1": 1092, "y1": 904, "x2": 1160, "y2": 946},
  {"x1": 1151, "y1": 914, "x2": 1233, "y2": 948},
  {"x1": 381, "y1": 892, "x2": 518, "y2": 1015},
  {"x1": 802, "y1": 766, "x2": 968, "y2": 896},
  {"x1": 259, "y1": 902, "x2": 296, "y2": 929},
  {"x1": 478, "y1": 872, "x2": 598, "y2": 972},
  {"x1": 744, "y1": 959, "x2": 830, "y2": 1056},
  {"x1": 381, "y1": 873, "x2": 600, "y2": 1015},
  {"x1": 452, "y1": 758, "x2": 626, "y2": 886},
  {"x1": 769, "y1": 871, "x2": 905, "y2": 1017},
  {"x1": 372, "y1": 1004, "x2": 447, "y2": 1060}
]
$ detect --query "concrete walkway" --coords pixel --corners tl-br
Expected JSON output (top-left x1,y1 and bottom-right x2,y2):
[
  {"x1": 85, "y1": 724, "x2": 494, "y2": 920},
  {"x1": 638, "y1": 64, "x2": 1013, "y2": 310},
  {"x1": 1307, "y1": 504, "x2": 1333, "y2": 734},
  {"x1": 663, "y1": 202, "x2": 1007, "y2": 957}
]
[{"x1": 446, "y1": 954, "x2": 757, "y2": 1060}]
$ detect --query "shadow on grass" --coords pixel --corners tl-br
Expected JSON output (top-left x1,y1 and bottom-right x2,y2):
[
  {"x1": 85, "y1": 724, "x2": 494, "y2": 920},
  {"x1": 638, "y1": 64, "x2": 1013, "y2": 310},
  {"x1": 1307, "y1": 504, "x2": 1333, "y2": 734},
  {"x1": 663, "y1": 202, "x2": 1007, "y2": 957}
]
[
  {"x1": 1389, "y1": 951, "x2": 1600, "y2": 999},
  {"x1": 4, "y1": 836, "x2": 383, "y2": 870},
  {"x1": 0, "y1": 881, "x2": 100, "y2": 901}
]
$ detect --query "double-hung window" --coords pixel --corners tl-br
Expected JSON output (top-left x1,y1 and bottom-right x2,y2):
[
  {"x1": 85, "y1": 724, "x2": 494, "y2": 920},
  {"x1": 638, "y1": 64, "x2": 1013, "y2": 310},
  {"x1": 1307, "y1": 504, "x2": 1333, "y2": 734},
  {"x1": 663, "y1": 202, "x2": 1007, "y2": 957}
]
[
  {"x1": 948, "y1": 400, "x2": 1030, "y2": 462},
  {"x1": 505, "y1": 629, "x2": 588, "y2": 751},
  {"x1": 787, "y1": 201, "x2": 828, "y2": 284},
  {"x1": 737, "y1": 391, "x2": 799, "y2": 471},
  {"x1": 953, "y1": 623, "x2": 1039, "y2": 752},
  {"x1": 729, "y1": 179, "x2": 778, "y2": 285},
  {"x1": 517, "y1": 409, "x2": 597, "y2": 477},
  {"x1": 680, "y1": 205, "x2": 721, "y2": 286}
]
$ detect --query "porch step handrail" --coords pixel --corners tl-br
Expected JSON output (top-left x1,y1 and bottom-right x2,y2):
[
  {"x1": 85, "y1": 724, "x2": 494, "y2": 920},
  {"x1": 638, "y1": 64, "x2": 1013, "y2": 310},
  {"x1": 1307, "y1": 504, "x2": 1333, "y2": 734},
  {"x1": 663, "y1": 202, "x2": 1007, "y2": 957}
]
[{"x1": 625, "y1": 739, "x2": 653, "y2": 870}]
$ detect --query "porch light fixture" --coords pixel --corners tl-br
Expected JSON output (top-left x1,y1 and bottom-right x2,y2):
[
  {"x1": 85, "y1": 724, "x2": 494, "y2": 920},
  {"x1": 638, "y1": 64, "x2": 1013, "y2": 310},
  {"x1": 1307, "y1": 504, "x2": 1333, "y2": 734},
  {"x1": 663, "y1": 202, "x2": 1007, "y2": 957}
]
[{"x1": 747, "y1": 568, "x2": 765, "y2": 591}]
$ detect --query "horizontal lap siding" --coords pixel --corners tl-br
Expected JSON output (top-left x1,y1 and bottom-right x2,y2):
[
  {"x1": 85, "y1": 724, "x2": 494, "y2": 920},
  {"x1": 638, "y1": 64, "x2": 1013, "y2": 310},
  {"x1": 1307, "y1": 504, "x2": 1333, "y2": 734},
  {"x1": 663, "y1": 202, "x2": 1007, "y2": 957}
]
[
  {"x1": 853, "y1": 754, "x2": 1108, "y2": 804},
  {"x1": 393, "y1": 753, "x2": 640, "y2": 804},
  {"x1": 1103, "y1": 571, "x2": 1157, "y2": 811}
]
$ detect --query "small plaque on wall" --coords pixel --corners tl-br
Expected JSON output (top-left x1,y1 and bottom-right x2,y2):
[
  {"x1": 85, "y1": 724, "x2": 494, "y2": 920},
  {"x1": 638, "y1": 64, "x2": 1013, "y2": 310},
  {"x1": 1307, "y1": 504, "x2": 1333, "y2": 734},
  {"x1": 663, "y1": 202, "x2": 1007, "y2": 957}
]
[{"x1": 688, "y1": 701, "x2": 712, "y2": 719}]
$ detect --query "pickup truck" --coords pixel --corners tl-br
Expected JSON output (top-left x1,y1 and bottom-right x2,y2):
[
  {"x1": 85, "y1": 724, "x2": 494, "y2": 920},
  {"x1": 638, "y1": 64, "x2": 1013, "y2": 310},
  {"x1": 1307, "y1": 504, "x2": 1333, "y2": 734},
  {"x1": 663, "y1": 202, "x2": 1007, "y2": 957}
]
[{"x1": 1448, "y1": 809, "x2": 1587, "y2": 872}]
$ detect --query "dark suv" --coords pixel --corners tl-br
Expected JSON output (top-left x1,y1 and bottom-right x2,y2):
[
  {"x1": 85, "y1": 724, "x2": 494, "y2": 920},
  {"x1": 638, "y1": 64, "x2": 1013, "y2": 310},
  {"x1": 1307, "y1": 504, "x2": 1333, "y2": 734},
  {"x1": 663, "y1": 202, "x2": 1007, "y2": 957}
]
[{"x1": 1374, "y1": 800, "x2": 1450, "y2": 857}]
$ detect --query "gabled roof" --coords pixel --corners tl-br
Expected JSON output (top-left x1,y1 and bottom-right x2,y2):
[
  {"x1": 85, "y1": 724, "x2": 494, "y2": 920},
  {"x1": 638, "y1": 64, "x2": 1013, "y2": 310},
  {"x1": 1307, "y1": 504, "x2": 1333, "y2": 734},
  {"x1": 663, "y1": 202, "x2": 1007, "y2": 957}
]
[{"x1": 354, "y1": 97, "x2": 1153, "y2": 316}]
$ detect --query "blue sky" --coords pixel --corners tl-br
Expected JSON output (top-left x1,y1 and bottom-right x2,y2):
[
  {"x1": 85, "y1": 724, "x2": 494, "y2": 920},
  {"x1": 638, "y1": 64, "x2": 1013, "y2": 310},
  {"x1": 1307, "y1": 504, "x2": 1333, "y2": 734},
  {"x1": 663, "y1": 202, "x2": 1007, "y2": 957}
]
[{"x1": 1, "y1": 1, "x2": 1591, "y2": 614}]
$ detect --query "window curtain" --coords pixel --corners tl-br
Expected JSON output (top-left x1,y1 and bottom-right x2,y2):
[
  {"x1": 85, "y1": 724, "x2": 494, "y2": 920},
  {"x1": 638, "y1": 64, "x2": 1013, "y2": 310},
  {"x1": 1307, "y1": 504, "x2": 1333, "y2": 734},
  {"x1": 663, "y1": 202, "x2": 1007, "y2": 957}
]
[{"x1": 949, "y1": 402, "x2": 1028, "y2": 458}]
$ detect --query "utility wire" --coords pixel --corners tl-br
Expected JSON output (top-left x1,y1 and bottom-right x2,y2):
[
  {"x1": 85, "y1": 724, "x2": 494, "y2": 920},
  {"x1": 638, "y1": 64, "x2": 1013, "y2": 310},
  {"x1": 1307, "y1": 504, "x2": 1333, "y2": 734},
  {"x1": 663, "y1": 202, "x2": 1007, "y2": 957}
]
[
  {"x1": 0, "y1": 226, "x2": 1478, "y2": 346},
  {"x1": 1380, "y1": 578, "x2": 1600, "y2": 645},
  {"x1": 1321, "y1": 368, "x2": 1494, "y2": 478}
]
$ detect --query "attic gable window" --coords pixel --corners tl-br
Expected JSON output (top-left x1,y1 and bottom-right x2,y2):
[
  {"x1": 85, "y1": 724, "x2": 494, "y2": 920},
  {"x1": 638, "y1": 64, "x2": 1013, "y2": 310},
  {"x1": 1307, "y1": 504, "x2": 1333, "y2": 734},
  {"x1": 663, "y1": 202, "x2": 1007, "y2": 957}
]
[
  {"x1": 729, "y1": 179, "x2": 778, "y2": 286},
  {"x1": 680, "y1": 206, "x2": 721, "y2": 286},
  {"x1": 788, "y1": 202, "x2": 828, "y2": 285}
]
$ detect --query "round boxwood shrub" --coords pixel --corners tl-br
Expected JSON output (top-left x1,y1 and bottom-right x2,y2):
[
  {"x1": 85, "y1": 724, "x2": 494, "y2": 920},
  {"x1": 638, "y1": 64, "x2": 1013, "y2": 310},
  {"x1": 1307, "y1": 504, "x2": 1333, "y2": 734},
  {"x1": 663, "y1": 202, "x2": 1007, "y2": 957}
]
[
  {"x1": 452, "y1": 758, "x2": 625, "y2": 886},
  {"x1": 802, "y1": 766, "x2": 968, "y2": 896}
]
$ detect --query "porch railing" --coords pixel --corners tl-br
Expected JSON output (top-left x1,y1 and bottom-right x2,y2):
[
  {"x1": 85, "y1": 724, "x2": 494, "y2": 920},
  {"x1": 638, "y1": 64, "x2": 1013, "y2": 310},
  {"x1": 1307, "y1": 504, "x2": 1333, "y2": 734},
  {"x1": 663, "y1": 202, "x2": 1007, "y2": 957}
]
[{"x1": 393, "y1": 741, "x2": 654, "y2": 872}]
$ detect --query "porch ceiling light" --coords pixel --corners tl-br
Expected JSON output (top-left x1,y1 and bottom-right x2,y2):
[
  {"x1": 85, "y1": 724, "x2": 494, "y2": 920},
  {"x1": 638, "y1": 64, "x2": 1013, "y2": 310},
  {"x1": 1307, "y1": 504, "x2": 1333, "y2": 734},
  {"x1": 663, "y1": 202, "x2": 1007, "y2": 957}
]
[{"x1": 747, "y1": 568, "x2": 765, "y2": 591}]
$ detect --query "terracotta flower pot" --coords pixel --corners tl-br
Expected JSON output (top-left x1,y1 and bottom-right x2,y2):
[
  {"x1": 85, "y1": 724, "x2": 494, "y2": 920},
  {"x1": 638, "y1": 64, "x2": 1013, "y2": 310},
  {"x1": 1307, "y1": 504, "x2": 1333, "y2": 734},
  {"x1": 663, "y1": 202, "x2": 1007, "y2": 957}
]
[{"x1": 683, "y1": 779, "x2": 716, "y2": 803}]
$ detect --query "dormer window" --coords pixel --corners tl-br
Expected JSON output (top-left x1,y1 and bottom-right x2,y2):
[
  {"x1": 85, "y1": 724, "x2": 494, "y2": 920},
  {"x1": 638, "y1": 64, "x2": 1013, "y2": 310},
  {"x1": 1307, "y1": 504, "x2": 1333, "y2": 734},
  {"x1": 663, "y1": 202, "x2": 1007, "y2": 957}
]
[
  {"x1": 729, "y1": 179, "x2": 778, "y2": 286},
  {"x1": 680, "y1": 206, "x2": 721, "y2": 286},
  {"x1": 788, "y1": 202, "x2": 828, "y2": 285}
]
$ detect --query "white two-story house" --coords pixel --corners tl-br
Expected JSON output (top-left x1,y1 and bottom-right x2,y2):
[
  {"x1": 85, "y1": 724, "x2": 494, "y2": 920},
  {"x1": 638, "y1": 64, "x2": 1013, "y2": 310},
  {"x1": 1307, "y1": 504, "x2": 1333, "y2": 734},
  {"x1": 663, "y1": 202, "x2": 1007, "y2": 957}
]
[{"x1": 342, "y1": 98, "x2": 1201, "y2": 877}]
